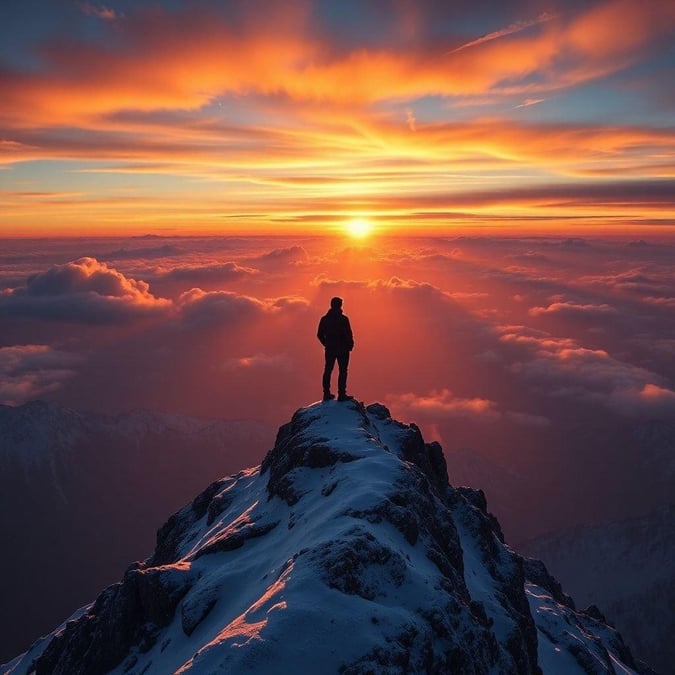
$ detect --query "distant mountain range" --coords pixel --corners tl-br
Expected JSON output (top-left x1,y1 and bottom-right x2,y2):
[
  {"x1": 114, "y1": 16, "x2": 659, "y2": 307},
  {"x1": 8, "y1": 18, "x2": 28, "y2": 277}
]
[
  {"x1": 523, "y1": 504, "x2": 675, "y2": 675},
  {"x1": 4, "y1": 401, "x2": 656, "y2": 674},
  {"x1": 0, "y1": 400, "x2": 272, "y2": 664},
  {"x1": 444, "y1": 418, "x2": 675, "y2": 546}
]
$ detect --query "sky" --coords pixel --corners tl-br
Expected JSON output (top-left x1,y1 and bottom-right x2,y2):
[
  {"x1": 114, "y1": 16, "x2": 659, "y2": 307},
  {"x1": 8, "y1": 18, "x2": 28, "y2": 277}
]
[
  {"x1": 1, "y1": 5, "x2": 674, "y2": 664},
  {"x1": 1, "y1": 0, "x2": 675, "y2": 236}
]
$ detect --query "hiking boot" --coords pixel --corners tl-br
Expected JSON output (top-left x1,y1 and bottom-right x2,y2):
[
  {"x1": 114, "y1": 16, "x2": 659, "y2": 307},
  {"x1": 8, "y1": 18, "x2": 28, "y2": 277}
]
[
  {"x1": 323, "y1": 392, "x2": 335, "y2": 401},
  {"x1": 337, "y1": 393, "x2": 354, "y2": 402}
]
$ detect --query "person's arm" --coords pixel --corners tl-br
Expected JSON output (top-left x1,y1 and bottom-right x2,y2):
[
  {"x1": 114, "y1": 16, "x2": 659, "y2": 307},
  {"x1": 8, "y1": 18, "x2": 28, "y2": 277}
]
[
  {"x1": 317, "y1": 317, "x2": 327, "y2": 346},
  {"x1": 344, "y1": 317, "x2": 354, "y2": 351}
]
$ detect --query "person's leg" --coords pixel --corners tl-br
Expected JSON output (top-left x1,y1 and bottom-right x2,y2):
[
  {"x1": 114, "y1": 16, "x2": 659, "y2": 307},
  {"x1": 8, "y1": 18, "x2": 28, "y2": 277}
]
[
  {"x1": 323, "y1": 351, "x2": 337, "y2": 396},
  {"x1": 337, "y1": 351, "x2": 350, "y2": 396}
]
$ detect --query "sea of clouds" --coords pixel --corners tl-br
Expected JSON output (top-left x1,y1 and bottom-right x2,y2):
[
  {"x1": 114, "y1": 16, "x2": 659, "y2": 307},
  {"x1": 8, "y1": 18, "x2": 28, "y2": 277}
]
[{"x1": 1, "y1": 233, "x2": 673, "y2": 541}]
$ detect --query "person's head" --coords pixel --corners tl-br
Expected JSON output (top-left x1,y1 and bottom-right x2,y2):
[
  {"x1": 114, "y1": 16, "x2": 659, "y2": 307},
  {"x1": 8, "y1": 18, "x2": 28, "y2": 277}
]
[{"x1": 330, "y1": 296, "x2": 343, "y2": 310}]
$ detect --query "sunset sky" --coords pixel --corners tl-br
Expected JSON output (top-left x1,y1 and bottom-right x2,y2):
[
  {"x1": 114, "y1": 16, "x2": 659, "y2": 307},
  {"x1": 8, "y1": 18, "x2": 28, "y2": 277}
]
[
  {"x1": 2, "y1": 5, "x2": 675, "y2": 668},
  {"x1": 2, "y1": 0, "x2": 675, "y2": 236}
]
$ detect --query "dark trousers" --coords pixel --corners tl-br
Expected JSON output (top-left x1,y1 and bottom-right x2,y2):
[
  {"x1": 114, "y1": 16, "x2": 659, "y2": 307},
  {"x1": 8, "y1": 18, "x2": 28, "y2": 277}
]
[{"x1": 323, "y1": 350, "x2": 349, "y2": 394}]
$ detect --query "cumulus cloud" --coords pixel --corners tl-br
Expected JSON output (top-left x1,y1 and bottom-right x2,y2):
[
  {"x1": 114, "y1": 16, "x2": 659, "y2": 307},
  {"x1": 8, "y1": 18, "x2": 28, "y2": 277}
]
[
  {"x1": 250, "y1": 246, "x2": 308, "y2": 268},
  {"x1": 499, "y1": 329, "x2": 578, "y2": 351},
  {"x1": 178, "y1": 288, "x2": 309, "y2": 326},
  {"x1": 155, "y1": 261, "x2": 258, "y2": 284},
  {"x1": 640, "y1": 383, "x2": 675, "y2": 402},
  {"x1": 389, "y1": 388, "x2": 551, "y2": 428},
  {"x1": 0, "y1": 345, "x2": 83, "y2": 405},
  {"x1": 580, "y1": 269, "x2": 675, "y2": 300},
  {"x1": 178, "y1": 289, "x2": 266, "y2": 325},
  {"x1": 501, "y1": 325, "x2": 675, "y2": 416},
  {"x1": 269, "y1": 296, "x2": 310, "y2": 312},
  {"x1": 313, "y1": 274, "x2": 452, "y2": 299},
  {"x1": 642, "y1": 296, "x2": 675, "y2": 308},
  {"x1": 0, "y1": 258, "x2": 171, "y2": 323},
  {"x1": 528, "y1": 301, "x2": 618, "y2": 317},
  {"x1": 389, "y1": 388, "x2": 500, "y2": 420},
  {"x1": 606, "y1": 383, "x2": 675, "y2": 417}
]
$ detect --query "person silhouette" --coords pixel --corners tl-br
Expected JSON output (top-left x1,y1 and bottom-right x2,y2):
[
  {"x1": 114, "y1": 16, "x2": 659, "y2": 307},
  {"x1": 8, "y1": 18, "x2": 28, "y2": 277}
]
[{"x1": 317, "y1": 296, "x2": 354, "y2": 401}]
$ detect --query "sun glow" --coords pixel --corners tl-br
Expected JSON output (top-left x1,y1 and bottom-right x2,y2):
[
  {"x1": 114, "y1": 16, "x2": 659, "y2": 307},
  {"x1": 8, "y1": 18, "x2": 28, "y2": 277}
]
[{"x1": 345, "y1": 218, "x2": 373, "y2": 238}]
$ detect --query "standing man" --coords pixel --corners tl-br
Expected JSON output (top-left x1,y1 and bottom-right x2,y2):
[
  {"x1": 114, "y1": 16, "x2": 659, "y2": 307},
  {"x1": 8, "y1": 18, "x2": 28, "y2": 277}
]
[{"x1": 317, "y1": 296, "x2": 354, "y2": 402}]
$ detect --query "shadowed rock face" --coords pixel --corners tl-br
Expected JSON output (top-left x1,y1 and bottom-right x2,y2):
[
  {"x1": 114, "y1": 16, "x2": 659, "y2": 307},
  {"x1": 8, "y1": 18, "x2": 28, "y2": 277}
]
[
  {"x1": 35, "y1": 566, "x2": 192, "y2": 675},
  {"x1": 6, "y1": 400, "x2": 654, "y2": 675}
]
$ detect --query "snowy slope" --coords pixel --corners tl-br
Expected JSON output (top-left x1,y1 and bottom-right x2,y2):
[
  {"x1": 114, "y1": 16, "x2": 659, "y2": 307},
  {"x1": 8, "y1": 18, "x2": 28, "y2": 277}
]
[{"x1": 3, "y1": 401, "x2": 653, "y2": 675}]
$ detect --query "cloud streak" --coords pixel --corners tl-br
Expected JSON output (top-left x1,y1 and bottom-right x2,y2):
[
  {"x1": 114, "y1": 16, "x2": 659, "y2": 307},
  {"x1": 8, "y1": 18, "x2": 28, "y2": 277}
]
[{"x1": 448, "y1": 12, "x2": 558, "y2": 54}]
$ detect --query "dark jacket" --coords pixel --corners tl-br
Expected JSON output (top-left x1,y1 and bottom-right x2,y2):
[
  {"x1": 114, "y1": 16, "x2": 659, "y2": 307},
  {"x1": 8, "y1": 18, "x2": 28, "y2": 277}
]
[{"x1": 317, "y1": 308, "x2": 354, "y2": 353}]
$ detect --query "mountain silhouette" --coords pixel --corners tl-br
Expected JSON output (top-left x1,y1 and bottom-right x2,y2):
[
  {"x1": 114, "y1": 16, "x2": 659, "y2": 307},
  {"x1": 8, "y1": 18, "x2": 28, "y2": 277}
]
[{"x1": 3, "y1": 401, "x2": 655, "y2": 674}]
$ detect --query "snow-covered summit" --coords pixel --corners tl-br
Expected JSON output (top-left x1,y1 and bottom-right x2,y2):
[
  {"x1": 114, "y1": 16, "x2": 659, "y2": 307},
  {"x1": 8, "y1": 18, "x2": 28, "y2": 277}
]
[{"x1": 3, "y1": 400, "x2": 654, "y2": 674}]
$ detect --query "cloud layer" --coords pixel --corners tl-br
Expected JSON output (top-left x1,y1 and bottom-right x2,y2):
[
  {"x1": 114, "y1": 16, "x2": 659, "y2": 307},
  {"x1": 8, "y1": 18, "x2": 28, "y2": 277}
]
[
  {"x1": 0, "y1": 257, "x2": 171, "y2": 323},
  {"x1": 0, "y1": 345, "x2": 82, "y2": 405},
  {"x1": 0, "y1": 234, "x2": 673, "y2": 543}
]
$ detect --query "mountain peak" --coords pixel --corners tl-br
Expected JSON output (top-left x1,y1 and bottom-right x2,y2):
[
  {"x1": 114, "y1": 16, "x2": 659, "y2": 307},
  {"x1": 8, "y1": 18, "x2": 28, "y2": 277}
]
[
  {"x1": 5, "y1": 401, "x2": 651, "y2": 674},
  {"x1": 261, "y1": 400, "x2": 448, "y2": 508}
]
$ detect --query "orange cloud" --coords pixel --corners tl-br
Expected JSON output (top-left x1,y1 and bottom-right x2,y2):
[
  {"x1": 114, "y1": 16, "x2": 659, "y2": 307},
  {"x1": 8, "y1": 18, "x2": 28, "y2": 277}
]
[
  {"x1": 2, "y1": 1, "x2": 674, "y2": 129},
  {"x1": 528, "y1": 301, "x2": 618, "y2": 317},
  {"x1": 0, "y1": 257, "x2": 171, "y2": 322},
  {"x1": 389, "y1": 388, "x2": 500, "y2": 419},
  {"x1": 567, "y1": 0, "x2": 675, "y2": 61}
]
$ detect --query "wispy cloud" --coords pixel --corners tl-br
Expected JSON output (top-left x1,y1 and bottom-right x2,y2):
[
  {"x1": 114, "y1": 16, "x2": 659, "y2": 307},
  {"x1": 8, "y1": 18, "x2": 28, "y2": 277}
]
[
  {"x1": 405, "y1": 108, "x2": 417, "y2": 132},
  {"x1": 77, "y1": 2, "x2": 120, "y2": 21},
  {"x1": 448, "y1": 12, "x2": 558, "y2": 54},
  {"x1": 515, "y1": 98, "x2": 545, "y2": 109}
]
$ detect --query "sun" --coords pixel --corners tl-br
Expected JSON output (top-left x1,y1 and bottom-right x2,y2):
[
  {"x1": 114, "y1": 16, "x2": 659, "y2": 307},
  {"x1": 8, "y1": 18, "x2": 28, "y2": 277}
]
[{"x1": 345, "y1": 218, "x2": 372, "y2": 238}]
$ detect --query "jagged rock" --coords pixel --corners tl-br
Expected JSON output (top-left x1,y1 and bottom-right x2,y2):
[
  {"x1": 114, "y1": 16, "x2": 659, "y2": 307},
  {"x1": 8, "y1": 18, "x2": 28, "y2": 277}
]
[
  {"x1": 311, "y1": 528, "x2": 407, "y2": 600},
  {"x1": 261, "y1": 407, "x2": 361, "y2": 505},
  {"x1": 5, "y1": 400, "x2": 654, "y2": 675},
  {"x1": 180, "y1": 584, "x2": 219, "y2": 637},
  {"x1": 523, "y1": 557, "x2": 575, "y2": 609},
  {"x1": 31, "y1": 566, "x2": 191, "y2": 675},
  {"x1": 193, "y1": 519, "x2": 279, "y2": 558}
]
